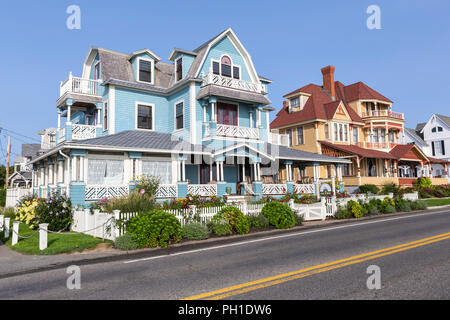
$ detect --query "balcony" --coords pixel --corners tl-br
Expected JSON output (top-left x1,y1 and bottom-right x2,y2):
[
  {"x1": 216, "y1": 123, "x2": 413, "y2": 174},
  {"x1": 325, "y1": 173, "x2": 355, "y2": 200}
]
[
  {"x1": 57, "y1": 123, "x2": 97, "y2": 144},
  {"x1": 217, "y1": 124, "x2": 259, "y2": 139},
  {"x1": 202, "y1": 72, "x2": 266, "y2": 94},
  {"x1": 361, "y1": 110, "x2": 404, "y2": 120},
  {"x1": 59, "y1": 73, "x2": 102, "y2": 98}
]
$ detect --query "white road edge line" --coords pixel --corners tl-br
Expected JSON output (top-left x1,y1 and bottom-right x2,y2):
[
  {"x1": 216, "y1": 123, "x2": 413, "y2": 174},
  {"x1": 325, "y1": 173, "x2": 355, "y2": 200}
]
[{"x1": 123, "y1": 209, "x2": 450, "y2": 264}]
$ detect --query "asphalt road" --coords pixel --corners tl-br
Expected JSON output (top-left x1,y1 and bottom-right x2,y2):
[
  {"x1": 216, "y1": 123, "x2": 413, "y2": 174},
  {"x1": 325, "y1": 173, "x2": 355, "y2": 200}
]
[{"x1": 1, "y1": 209, "x2": 450, "y2": 300}]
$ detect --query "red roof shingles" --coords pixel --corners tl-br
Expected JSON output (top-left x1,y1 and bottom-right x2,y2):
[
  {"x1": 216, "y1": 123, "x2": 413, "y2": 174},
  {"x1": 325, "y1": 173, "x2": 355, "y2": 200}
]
[
  {"x1": 271, "y1": 77, "x2": 391, "y2": 129},
  {"x1": 320, "y1": 141, "x2": 397, "y2": 160}
]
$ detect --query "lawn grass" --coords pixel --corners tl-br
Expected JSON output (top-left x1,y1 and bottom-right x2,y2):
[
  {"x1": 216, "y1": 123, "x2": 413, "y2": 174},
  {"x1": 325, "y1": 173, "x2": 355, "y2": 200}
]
[
  {"x1": 0, "y1": 221, "x2": 107, "y2": 255},
  {"x1": 421, "y1": 198, "x2": 450, "y2": 207}
]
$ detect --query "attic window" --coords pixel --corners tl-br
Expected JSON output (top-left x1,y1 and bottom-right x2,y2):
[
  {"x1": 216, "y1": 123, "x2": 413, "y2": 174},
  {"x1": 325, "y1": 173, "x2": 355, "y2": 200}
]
[
  {"x1": 94, "y1": 62, "x2": 101, "y2": 80},
  {"x1": 211, "y1": 56, "x2": 240, "y2": 80},
  {"x1": 432, "y1": 126, "x2": 443, "y2": 133},
  {"x1": 138, "y1": 59, "x2": 153, "y2": 83},
  {"x1": 290, "y1": 97, "x2": 300, "y2": 108}
]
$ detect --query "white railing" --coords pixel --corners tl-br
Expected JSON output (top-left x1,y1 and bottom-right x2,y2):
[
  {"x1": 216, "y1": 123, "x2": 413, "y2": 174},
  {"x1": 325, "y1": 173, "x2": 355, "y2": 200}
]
[
  {"x1": 263, "y1": 184, "x2": 287, "y2": 195},
  {"x1": 72, "y1": 124, "x2": 97, "y2": 140},
  {"x1": 60, "y1": 74, "x2": 101, "y2": 98},
  {"x1": 202, "y1": 72, "x2": 265, "y2": 94},
  {"x1": 216, "y1": 124, "x2": 259, "y2": 139},
  {"x1": 269, "y1": 132, "x2": 290, "y2": 147},
  {"x1": 291, "y1": 199, "x2": 332, "y2": 221},
  {"x1": 5, "y1": 188, "x2": 32, "y2": 208},
  {"x1": 85, "y1": 185, "x2": 130, "y2": 201},
  {"x1": 155, "y1": 184, "x2": 178, "y2": 198},
  {"x1": 294, "y1": 184, "x2": 315, "y2": 194},
  {"x1": 58, "y1": 127, "x2": 66, "y2": 143},
  {"x1": 187, "y1": 184, "x2": 218, "y2": 197},
  {"x1": 361, "y1": 110, "x2": 404, "y2": 120}
]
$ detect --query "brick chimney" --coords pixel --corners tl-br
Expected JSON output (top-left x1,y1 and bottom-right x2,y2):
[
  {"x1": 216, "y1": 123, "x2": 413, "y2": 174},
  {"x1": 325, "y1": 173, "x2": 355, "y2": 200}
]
[{"x1": 321, "y1": 65, "x2": 336, "y2": 100}]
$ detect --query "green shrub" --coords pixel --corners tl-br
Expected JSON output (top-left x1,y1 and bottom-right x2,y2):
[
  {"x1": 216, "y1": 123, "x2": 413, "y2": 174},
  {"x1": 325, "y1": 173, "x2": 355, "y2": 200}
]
[
  {"x1": 335, "y1": 206, "x2": 352, "y2": 219},
  {"x1": 384, "y1": 204, "x2": 396, "y2": 214},
  {"x1": 416, "y1": 201, "x2": 428, "y2": 210},
  {"x1": 261, "y1": 202, "x2": 295, "y2": 229},
  {"x1": 114, "y1": 234, "x2": 138, "y2": 251},
  {"x1": 414, "y1": 177, "x2": 432, "y2": 190},
  {"x1": 294, "y1": 214, "x2": 304, "y2": 225},
  {"x1": 182, "y1": 222, "x2": 209, "y2": 240},
  {"x1": 380, "y1": 183, "x2": 402, "y2": 198},
  {"x1": 209, "y1": 219, "x2": 232, "y2": 236},
  {"x1": 248, "y1": 214, "x2": 270, "y2": 230},
  {"x1": 347, "y1": 200, "x2": 365, "y2": 218},
  {"x1": 397, "y1": 201, "x2": 411, "y2": 212},
  {"x1": 102, "y1": 192, "x2": 157, "y2": 213},
  {"x1": 359, "y1": 184, "x2": 380, "y2": 195},
  {"x1": 214, "y1": 206, "x2": 250, "y2": 235},
  {"x1": 1, "y1": 207, "x2": 16, "y2": 219},
  {"x1": 127, "y1": 210, "x2": 182, "y2": 248},
  {"x1": 367, "y1": 204, "x2": 379, "y2": 215},
  {"x1": 34, "y1": 194, "x2": 72, "y2": 232}
]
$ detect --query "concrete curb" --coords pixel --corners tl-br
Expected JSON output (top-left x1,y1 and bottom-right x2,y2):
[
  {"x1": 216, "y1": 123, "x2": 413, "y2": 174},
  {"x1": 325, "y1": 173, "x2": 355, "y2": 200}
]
[{"x1": 1, "y1": 205, "x2": 449, "y2": 280}]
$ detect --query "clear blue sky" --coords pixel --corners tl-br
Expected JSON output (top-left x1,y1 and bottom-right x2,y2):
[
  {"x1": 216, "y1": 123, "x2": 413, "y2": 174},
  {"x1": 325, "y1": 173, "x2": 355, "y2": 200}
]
[{"x1": 0, "y1": 0, "x2": 449, "y2": 163}]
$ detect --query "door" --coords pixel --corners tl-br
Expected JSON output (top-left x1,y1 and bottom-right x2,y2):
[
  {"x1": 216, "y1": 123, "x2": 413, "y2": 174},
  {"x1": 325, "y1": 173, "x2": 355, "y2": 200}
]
[{"x1": 217, "y1": 102, "x2": 238, "y2": 126}]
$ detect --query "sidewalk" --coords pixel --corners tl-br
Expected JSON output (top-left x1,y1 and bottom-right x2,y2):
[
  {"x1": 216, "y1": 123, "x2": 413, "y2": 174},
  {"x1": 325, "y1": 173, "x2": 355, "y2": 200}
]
[{"x1": 1, "y1": 205, "x2": 449, "y2": 279}]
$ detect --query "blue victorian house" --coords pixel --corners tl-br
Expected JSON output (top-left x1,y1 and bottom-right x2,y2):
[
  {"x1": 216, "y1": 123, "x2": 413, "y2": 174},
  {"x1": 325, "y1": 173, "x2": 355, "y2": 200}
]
[{"x1": 29, "y1": 28, "x2": 349, "y2": 205}]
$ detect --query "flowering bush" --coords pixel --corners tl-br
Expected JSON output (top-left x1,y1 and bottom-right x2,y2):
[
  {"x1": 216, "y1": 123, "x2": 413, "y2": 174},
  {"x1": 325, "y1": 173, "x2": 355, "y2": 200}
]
[
  {"x1": 34, "y1": 193, "x2": 72, "y2": 232},
  {"x1": 16, "y1": 198, "x2": 40, "y2": 229},
  {"x1": 134, "y1": 174, "x2": 161, "y2": 199},
  {"x1": 281, "y1": 191, "x2": 318, "y2": 204},
  {"x1": 162, "y1": 194, "x2": 226, "y2": 210}
]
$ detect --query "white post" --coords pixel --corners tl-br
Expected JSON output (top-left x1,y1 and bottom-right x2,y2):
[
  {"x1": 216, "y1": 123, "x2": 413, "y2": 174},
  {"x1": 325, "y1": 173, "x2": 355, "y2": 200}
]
[
  {"x1": 242, "y1": 201, "x2": 248, "y2": 215},
  {"x1": 71, "y1": 156, "x2": 77, "y2": 182},
  {"x1": 113, "y1": 210, "x2": 121, "y2": 238},
  {"x1": 4, "y1": 218, "x2": 10, "y2": 238},
  {"x1": 39, "y1": 223, "x2": 49, "y2": 251},
  {"x1": 220, "y1": 162, "x2": 224, "y2": 182},
  {"x1": 80, "y1": 156, "x2": 85, "y2": 182},
  {"x1": 57, "y1": 111, "x2": 61, "y2": 129},
  {"x1": 182, "y1": 160, "x2": 186, "y2": 182},
  {"x1": 331, "y1": 176, "x2": 336, "y2": 195},
  {"x1": 67, "y1": 105, "x2": 72, "y2": 123},
  {"x1": 12, "y1": 221, "x2": 20, "y2": 246},
  {"x1": 0, "y1": 215, "x2": 4, "y2": 232}
]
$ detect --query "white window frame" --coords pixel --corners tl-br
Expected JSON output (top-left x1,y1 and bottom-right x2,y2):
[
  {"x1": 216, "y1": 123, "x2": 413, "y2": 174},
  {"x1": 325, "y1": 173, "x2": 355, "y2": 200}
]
[
  {"x1": 332, "y1": 122, "x2": 349, "y2": 142},
  {"x1": 137, "y1": 57, "x2": 154, "y2": 84},
  {"x1": 290, "y1": 97, "x2": 300, "y2": 108},
  {"x1": 135, "y1": 102, "x2": 155, "y2": 131},
  {"x1": 174, "y1": 100, "x2": 184, "y2": 131},
  {"x1": 210, "y1": 55, "x2": 242, "y2": 80},
  {"x1": 103, "y1": 101, "x2": 108, "y2": 132},
  {"x1": 296, "y1": 126, "x2": 304, "y2": 145},
  {"x1": 94, "y1": 61, "x2": 101, "y2": 80}
]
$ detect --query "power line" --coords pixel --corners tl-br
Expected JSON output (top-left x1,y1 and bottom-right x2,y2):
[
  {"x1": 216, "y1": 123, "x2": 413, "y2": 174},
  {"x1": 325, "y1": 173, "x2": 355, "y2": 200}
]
[{"x1": 0, "y1": 126, "x2": 41, "y2": 143}]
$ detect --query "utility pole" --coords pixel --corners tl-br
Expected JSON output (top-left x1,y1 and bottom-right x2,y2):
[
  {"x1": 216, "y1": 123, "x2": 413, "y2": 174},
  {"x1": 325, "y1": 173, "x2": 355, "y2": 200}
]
[{"x1": 5, "y1": 136, "x2": 11, "y2": 189}]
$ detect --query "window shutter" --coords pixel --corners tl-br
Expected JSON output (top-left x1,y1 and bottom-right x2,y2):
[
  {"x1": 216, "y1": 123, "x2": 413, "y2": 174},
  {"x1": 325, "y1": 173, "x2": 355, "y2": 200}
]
[
  {"x1": 442, "y1": 140, "x2": 445, "y2": 155},
  {"x1": 432, "y1": 141, "x2": 435, "y2": 156},
  {"x1": 212, "y1": 61, "x2": 220, "y2": 75}
]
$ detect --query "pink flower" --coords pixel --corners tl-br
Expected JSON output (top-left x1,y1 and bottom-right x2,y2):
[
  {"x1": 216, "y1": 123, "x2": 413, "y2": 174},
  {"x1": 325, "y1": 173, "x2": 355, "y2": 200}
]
[{"x1": 140, "y1": 189, "x2": 146, "y2": 195}]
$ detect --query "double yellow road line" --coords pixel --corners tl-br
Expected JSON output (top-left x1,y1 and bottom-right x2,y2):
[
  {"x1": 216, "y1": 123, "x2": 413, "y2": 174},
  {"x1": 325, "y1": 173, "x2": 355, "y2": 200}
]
[{"x1": 183, "y1": 231, "x2": 450, "y2": 300}]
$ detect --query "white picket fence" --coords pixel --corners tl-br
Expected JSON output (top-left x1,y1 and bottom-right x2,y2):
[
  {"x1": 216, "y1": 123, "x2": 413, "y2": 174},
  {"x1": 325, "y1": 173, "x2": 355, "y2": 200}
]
[
  {"x1": 5, "y1": 188, "x2": 32, "y2": 208},
  {"x1": 70, "y1": 192, "x2": 416, "y2": 240}
]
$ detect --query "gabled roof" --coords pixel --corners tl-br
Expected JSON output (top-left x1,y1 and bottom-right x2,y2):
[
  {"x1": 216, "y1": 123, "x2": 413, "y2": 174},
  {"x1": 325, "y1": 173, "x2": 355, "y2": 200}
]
[
  {"x1": 405, "y1": 128, "x2": 427, "y2": 146},
  {"x1": 434, "y1": 114, "x2": 450, "y2": 127},
  {"x1": 343, "y1": 81, "x2": 392, "y2": 103},
  {"x1": 390, "y1": 144, "x2": 429, "y2": 161},
  {"x1": 415, "y1": 122, "x2": 426, "y2": 132},
  {"x1": 21, "y1": 144, "x2": 41, "y2": 159},
  {"x1": 271, "y1": 83, "x2": 364, "y2": 129},
  {"x1": 128, "y1": 49, "x2": 161, "y2": 62}
]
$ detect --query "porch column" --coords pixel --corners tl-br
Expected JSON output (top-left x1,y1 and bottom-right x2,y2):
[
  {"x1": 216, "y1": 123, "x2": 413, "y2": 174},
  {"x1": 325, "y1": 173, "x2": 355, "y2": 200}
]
[
  {"x1": 211, "y1": 101, "x2": 216, "y2": 122},
  {"x1": 445, "y1": 163, "x2": 448, "y2": 178},
  {"x1": 57, "y1": 111, "x2": 61, "y2": 129},
  {"x1": 71, "y1": 155, "x2": 77, "y2": 182},
  {"x1": 67, "y1": 104, "x2": 72, "y2": 124},
  {"x1": 356, "y1": 157, "x2": 361, "y2": 178},
  {"x1": 57, "y1": 158, "x2": 64, "y2": 184},
  {"x1": 313, "y1": 162, "x2": 320, "y2": 181},
  {"x1": 393, "y1": 160, "x2": 398, "y2": 178},
  {"x1": 48, "y1": 160, "x2": 54, "y2": 185},
  {"x1": 241, "y1": 163, "x2": 246, "y2": 182},
  {"x1": 384, "y1": 159, "x2": 389, "y2": 177},
  {"x1": 249, "y1": 112, "x2": 253, "y2": 128}
]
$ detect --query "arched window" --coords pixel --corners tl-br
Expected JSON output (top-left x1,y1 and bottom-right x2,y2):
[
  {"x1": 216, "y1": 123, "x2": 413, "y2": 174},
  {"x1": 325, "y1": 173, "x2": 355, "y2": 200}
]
[
  {"x1": 212, "y1": 55, "x2": 241, "y2": 80},
  {"x1": 432, "y1": 126, "x2": 443, "y2": 133}
]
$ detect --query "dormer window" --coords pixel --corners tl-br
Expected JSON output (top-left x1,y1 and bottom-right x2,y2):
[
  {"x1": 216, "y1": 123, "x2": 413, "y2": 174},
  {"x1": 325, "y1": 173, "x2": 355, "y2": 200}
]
[
  {"x1": 176, "y1": 57, "x2": 183, "y2": 82},
  {"x1": 291, "y1": 97, "x2": 300, "y2": 108},
  {"x1": 211, "y1": 56, "x2": 240, "y2": 80},
  {"x1": 138, "y1": 58, "x2": 153, "y2": 83}
]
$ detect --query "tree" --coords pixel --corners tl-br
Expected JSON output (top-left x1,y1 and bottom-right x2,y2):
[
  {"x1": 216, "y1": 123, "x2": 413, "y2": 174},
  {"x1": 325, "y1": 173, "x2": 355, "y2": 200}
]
[{"x1": 0, "y1": 165, "x2": 15, "y2": 188}]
